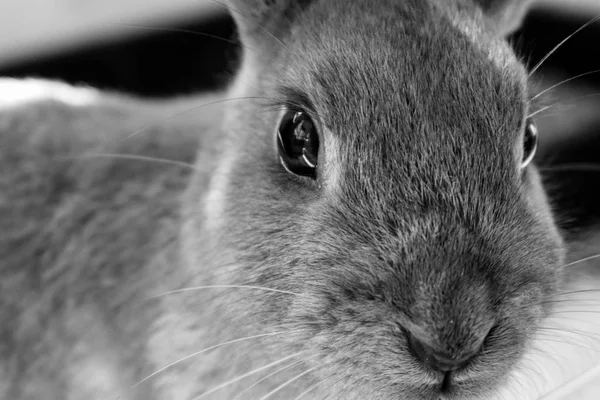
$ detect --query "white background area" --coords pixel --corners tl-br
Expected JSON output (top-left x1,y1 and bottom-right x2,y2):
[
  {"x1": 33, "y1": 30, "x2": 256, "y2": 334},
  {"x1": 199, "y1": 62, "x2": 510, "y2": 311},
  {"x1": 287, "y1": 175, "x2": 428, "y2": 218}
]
[{"x1": 0, "y1": 0, "x2": 219, "y2": 68}]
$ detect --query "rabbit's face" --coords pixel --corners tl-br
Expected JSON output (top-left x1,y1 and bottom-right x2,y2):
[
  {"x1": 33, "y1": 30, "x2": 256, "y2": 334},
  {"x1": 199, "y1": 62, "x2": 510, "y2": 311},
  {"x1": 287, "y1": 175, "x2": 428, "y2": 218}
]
[{"x1": 193, "y1": 0, "x2": 565, "y2": 398}]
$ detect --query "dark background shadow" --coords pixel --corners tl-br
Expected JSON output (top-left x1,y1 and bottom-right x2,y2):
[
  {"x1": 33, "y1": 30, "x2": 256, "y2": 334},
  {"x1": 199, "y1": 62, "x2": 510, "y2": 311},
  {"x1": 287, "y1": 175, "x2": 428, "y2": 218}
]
[{"x1": 2, "y1": 10, "x2": 598, "y2": 96}]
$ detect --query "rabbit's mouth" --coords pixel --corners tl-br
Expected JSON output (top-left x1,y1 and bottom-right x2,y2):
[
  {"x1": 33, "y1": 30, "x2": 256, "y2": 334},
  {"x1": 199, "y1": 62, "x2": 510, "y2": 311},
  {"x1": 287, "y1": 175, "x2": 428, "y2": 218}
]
[
  {"x1": 418, "y1": 358, "x2": 508, "y2": 399},
  {"x1": 283, "y1": 285, "x2": 530, "y2": 400},
  {"x1": 406, "y1": 329, "x2": 485, "y2": 393}
]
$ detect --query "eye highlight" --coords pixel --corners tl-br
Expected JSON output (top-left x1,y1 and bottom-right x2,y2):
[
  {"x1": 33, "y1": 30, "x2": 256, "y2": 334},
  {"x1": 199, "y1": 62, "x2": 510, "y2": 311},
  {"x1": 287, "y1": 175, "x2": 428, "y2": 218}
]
[
  {"x1": 277, "y1": 110, "x2": 319, "y2": 179},
  {"x1": 521, "y1": 118, "x2": 538, "y2": 168}
]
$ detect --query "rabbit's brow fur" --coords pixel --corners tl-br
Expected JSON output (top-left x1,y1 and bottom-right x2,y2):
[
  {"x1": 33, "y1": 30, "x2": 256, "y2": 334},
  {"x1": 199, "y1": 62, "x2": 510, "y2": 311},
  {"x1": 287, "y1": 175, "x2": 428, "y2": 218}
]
[{"x1": 0, "y1": 0, "x2": 592, "y2": 399}]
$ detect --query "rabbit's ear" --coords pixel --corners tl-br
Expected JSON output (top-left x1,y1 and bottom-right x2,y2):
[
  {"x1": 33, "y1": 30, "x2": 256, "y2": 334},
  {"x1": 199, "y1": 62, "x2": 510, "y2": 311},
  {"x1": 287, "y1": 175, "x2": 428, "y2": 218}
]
[
  {"x1": 224, "y1": 0, "x2": 311, "y2": 50},
  {"x1": 471, "y1": 0, "x2": 532, "y2": 36}
]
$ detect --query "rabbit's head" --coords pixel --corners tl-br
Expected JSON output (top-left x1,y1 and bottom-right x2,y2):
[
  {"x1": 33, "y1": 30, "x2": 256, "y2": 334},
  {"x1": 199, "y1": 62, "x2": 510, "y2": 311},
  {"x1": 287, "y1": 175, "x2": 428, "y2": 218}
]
[{"x1": 185, "y1": 0, "x2": 565, "y2": 398}]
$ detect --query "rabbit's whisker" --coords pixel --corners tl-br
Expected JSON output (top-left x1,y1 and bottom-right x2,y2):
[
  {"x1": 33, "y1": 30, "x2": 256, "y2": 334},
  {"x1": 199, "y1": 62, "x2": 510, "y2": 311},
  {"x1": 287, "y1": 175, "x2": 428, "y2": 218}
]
[
  {"x1": 131, "y1": 330, "x2": 302, "y2": 390},
  {"x1": 556, "y1": 289, "x2": 600, "y2": 296},
  {"x1": 230, "y1": 360, "x2": 304, "y2": 400},
  {"x1": 528, "y1": 104, "x2": 554, "y2": 119},
  {"x1": 549, "y1": 310, "x2": 600, "y2": 315},
  {"x1": 536, "y1": 358, "x2": 600, "y2": 400},
  {"x1": 534, "y1": 334, "x2": 600, "y2": 354},
  {"x1": 544, "y1": 296, "x2": 600, "y2": 304},
  {"x1": 126, "y1": 96, "x2": 271, "y2": 140},
  {"x1": 259, "y1": 367, "x2": 316, "y2": 400},
  {"x1": 520, "y1": 347, "x2": 564, "y2": 372},
  {"x1": 208, "y1": 0, "x2": 291, "y2": 52},
  {"x1": 149, "y1": 285, "x2": 299, "y2": 299},
  {"x1": 528, "y1": 93, "x2": 600, "y2": 118},
  {"x1": 537, "y1": 326, "x2": 600, "y2": 344},
  {"x1": 62, "y1": 153, "x2": 197, "y2": 171},
  {"x1": 115, "y1": 23, "x2": 254, "y2": 51},
  {"x1": 193, "y1": 352, "x2": 305, "y2": 399},
  {"x1": 543, "y1": 314, "x2": 600, "y2": 327},
  {"x1": 532, "y1": 69, "x2": 600, "y2": 101},
  {"x1": 293, "y1": 376, "x2": 333, "y2": 400},
  {"x1": 563, "y1": 253, "x2": 600, "y2": 268},
  {"x1": 528, "y1": 13, "x2": 600, "y2": 77}
]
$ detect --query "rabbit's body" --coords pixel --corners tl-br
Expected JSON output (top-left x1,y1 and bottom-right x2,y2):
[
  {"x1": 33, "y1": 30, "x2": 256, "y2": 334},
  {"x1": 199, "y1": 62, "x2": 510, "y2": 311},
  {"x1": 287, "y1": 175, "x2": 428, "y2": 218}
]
[
  {"x1": 1, "y1": 1, "x2": 600, "y2": 399},
  {"x1": 0, "y1": 80, "x2": 220, "y2": 399}
]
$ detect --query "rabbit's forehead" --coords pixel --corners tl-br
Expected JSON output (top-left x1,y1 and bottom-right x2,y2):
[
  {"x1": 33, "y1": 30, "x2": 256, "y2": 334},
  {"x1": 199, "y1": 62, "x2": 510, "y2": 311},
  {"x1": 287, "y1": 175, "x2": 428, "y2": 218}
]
[
  {"x1": 285, "y1": 3, "x2": 526, "y2": 170},
  {"x1": 279, "y1": 1, "x2": 529, "y2": 203}
]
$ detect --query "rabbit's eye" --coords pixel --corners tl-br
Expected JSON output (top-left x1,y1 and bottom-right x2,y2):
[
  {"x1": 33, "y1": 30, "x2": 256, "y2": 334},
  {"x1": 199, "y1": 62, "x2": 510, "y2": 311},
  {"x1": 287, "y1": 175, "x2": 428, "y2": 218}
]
[
  {"x1": 277, "y1": 110, "x2": 319, "y2": 178},
  {"x1": 521, "y1": 118, "x2": 538, "y2": 168}
]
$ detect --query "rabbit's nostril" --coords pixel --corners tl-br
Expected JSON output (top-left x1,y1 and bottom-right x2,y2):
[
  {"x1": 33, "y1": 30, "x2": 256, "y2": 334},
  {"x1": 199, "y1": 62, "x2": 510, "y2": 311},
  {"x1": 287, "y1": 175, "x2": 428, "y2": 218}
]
[{"x1": 407, "y1": 332, "x2": 477, "y2": 373}]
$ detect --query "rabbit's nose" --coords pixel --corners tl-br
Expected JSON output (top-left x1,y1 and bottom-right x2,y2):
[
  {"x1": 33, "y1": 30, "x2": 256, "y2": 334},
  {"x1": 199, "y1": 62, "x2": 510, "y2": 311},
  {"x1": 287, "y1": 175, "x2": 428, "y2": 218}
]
[{"x1": 407, "y1": 333, "x2": 478, "y2": 372}]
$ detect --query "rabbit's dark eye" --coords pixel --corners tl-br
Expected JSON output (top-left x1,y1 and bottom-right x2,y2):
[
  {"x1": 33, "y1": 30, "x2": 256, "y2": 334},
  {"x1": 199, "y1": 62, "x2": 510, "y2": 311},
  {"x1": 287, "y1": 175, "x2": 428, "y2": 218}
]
[
  {"x1": 521, "y1": 118, "x2": 538, "y2": 168},
  {"x1": 277, "y1": 110, "x2": 319, "y2": 178}
]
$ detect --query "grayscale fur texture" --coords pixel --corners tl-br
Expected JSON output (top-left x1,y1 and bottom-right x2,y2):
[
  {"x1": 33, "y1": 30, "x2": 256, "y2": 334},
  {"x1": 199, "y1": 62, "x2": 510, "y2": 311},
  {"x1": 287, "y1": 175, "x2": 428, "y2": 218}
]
[{"x1": 0, "y1": 0, "x2": 597, "y2": 399}]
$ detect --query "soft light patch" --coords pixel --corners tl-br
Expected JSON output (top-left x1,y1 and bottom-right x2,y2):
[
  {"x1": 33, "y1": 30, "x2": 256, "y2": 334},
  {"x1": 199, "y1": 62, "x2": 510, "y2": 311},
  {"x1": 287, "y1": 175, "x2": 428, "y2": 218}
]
[
  {"x1": 0, "y1": 78, "x2": 99, "y2": 109},
  {"x1": 68, "y1": 355, "x2": 125, "y2": 400},
  {"x1": 64, "y1": 307, "x2": 129, "y2": 399},
  {"x1": 204, "y1": 148, "x2": 234, "y2": 231},
  {"x1": 322, "y1": 131, "x2": 342, "y2": 195}
]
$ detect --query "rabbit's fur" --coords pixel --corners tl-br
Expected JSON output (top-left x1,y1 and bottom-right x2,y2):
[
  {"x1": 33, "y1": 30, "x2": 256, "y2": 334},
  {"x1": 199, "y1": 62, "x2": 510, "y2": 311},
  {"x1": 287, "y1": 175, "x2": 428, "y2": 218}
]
[{"x1": 1, "y1": 0, "x2": 599, "y2": 399}]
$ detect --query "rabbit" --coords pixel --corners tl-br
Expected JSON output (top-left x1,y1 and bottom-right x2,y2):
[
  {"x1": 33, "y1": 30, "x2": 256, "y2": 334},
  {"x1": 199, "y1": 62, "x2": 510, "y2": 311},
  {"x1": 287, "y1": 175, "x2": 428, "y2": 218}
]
[{"x1": 1, "y1": 0, "x2": 600, "y2": 399}]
